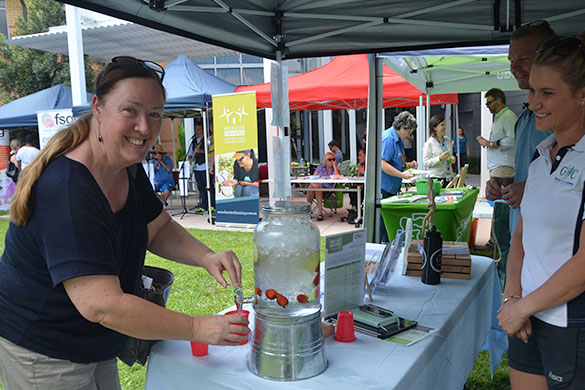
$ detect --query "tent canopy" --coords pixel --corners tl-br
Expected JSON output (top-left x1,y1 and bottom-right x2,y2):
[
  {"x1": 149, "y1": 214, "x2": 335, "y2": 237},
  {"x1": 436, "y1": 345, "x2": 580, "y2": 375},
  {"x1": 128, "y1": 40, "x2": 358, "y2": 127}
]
[
  {"x1": 236, "y1": 54, "x2": 457, "y2": 110},
  {"x1": 6, "y1": 17, "x2": 236, "y2": 64},
  {"x1": 380, "y1": 45, "x2": 520, "y2": 95},
  {"x1": 56, "y1": 1, "x2": 584, "y2": 60},
  {"x1": 0, "y1": 84, "x2": 92, "y2": 128},
  {"x1": 162, "y1": 54, "x2": 236, "y2": 118},
  {"x1": 73, "y1": 54, "x2": 236, "y2": 117}
]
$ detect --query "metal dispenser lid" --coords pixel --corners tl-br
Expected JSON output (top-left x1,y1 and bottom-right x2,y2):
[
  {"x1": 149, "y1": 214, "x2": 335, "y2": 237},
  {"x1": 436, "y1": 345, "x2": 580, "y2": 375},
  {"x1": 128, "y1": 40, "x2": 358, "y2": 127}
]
[{"x1": 261, "y1": 200, "x2": 311, "y2": 215}]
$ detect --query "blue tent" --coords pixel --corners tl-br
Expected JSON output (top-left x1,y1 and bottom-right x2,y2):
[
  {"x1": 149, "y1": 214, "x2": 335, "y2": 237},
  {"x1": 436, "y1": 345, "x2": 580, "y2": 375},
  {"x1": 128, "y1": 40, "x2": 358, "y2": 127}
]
[
  {"x1": 163, "y1": 54, "x2": 235, "y2": 117},
  {"x1": 0, "y1": 84, "x2": 92, "y2": 128},
  {"x1": 73, "y1": 54, "x2": 236, "y2": 117}
]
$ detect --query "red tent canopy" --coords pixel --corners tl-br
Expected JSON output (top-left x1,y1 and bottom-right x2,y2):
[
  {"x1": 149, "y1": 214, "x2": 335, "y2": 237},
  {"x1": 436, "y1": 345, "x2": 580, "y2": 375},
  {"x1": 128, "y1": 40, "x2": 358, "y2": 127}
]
[{"x1": 235, "y1": 54, "x2": 458, "y2": 111}]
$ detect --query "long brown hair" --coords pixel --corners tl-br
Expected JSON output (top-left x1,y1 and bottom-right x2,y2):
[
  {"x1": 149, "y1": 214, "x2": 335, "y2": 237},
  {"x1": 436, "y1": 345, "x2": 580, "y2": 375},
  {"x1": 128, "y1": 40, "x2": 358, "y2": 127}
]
[{"x1": 10, "y1": 60, "x2": 165, "y2": 226}]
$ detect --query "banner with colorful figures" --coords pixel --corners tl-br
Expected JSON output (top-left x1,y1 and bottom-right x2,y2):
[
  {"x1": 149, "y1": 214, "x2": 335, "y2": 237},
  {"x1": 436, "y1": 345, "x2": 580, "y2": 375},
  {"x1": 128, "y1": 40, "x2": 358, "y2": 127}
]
[
  {"x1": 37, "y1": 109, "x2": 75, "y2": 149},
  {"x1": 212, "y1": 92, "x2": 259, "y2": 224}
]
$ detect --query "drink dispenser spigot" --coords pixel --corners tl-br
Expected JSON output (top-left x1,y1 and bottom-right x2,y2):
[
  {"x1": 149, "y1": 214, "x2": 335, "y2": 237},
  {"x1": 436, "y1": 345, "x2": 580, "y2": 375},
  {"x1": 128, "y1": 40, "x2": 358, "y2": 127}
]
[{"x1": 234, "y1": 287, "x2": 258, "y2": 311}]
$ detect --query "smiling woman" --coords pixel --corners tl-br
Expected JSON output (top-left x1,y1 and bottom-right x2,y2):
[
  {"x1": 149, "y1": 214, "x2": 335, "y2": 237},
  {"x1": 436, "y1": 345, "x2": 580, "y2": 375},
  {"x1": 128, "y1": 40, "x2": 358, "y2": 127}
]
[
  {"x1": 0, "y1": 57, "x2": 249, "y2": 389},
  {"x1": 497, "y1": 32, "x2": 585, "y2": 390}
]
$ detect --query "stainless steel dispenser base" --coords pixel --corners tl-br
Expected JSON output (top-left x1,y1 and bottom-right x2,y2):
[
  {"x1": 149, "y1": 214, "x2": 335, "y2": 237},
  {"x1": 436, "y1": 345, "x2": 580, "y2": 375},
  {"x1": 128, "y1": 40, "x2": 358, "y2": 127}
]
[{"x1": 248, "y1": 309, "x2": 327, "y2": 381}]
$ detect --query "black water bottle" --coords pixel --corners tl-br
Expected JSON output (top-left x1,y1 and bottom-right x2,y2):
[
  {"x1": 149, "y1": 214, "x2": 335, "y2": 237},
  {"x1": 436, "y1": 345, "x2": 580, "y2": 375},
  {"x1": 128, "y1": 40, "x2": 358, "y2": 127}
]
[{"x1": 422, "y1": 226, "x2": 442, "y2": 285}]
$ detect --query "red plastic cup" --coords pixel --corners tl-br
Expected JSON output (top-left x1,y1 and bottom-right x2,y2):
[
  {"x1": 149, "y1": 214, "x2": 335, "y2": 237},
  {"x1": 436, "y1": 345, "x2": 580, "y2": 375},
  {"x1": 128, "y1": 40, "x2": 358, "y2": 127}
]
[
  {"x1": 190, "y1": 341, "x2": 209, "y2": 357},
  {"x1": 334, "y1": 310, "x2": 356, "y2": 342},
  {"x1": 225, "y1": 309, "x2": 250, "y2": 345}
]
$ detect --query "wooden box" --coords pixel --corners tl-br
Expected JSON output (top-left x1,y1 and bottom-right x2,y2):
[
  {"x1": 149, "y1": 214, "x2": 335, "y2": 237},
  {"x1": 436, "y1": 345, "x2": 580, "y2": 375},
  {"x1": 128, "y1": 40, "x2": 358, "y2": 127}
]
[{"x1": 405, "y1": 240, "x2": 471, "y2": 280}]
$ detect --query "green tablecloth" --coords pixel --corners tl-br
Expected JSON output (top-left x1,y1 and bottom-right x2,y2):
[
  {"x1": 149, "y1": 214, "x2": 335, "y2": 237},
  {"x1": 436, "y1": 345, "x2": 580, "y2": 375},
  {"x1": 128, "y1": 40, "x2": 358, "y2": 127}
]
[{"x1": 380, "y1": 188, "x2": 479, "y2": 243}]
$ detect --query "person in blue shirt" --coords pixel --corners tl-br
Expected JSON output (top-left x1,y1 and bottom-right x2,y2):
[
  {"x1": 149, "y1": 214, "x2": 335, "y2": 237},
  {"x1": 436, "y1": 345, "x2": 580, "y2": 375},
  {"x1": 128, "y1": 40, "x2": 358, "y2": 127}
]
[
  {"x1": 151, "y1": 143, "x2": 175, "y2": 206},
  {"x1": 451, "y1": 126, "x2": 470, "y2": 171},
  {"x1": 380, "y1": 111, "x2": 418, "y2": 242},
  {"x1": 328, "y1": 139, "x2": 343, "y2": 165}
]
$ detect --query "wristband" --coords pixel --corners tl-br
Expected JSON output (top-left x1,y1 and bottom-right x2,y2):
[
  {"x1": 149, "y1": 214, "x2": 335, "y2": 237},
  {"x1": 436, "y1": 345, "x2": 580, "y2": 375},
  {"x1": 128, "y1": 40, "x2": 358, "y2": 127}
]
[{"x1": 502, "y1": 295, "x2": 522, "y2": 304}]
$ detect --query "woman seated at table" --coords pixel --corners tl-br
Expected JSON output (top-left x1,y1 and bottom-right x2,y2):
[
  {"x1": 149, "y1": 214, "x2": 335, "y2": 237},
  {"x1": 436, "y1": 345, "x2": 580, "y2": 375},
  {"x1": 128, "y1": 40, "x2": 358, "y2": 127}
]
[
  {"x1": 423, "y1": 115, "x2": 454, "y2": 187},
  {"x1": 497, "y1": 32, "x2": 585, "y2": 390},
  {"x1": 306, "y1": 152, "x2": 340, "y2": 221},
  {"x1": 342, "y1": 148, "x2": 366, "y2": 223}
]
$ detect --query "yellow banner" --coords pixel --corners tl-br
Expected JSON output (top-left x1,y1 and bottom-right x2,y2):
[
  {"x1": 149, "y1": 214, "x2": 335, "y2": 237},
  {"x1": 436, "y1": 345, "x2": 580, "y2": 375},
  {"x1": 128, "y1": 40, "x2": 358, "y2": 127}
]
[{"x1": 212, "y1": 92, "x2": 258, "y2": 154}]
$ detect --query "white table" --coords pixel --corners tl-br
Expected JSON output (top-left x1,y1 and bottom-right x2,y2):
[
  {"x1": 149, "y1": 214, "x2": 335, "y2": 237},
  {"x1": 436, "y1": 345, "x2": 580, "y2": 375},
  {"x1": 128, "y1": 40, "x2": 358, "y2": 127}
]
[
  {"x1": 145, "y1": 256, "x2": 505, "y2": 390},
  {"x1": 290, "y1": 177, "x2": 365, "y2": 222}
]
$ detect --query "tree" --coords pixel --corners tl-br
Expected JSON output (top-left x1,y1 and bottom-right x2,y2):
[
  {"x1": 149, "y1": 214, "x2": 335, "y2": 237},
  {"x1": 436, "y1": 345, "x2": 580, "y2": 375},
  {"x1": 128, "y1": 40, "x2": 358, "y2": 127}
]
[{"x1": 0, "y1": 0, "x2": 100, "y2": 103}]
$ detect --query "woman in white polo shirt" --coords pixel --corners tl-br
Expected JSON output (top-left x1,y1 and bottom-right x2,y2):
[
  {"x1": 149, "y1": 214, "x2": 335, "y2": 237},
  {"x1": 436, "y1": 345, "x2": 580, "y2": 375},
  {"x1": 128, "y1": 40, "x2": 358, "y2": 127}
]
[{"x1": 497, "y1": 31, "x2": 585, "y2": 390}]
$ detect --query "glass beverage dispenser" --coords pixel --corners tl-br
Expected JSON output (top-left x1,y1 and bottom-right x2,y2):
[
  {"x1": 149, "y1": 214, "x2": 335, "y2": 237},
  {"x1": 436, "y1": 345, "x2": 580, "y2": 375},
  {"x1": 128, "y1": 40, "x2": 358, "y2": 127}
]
[{"x1": 247, "y1": 200, "x2": 327, "y2": 380}]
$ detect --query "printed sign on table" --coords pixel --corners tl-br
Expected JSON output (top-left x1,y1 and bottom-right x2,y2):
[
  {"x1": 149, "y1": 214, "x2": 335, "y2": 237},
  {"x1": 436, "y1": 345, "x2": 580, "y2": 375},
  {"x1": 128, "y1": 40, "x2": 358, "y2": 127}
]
[{"x1": 212, "y1": 92, "x2": 259, "y2": 224}]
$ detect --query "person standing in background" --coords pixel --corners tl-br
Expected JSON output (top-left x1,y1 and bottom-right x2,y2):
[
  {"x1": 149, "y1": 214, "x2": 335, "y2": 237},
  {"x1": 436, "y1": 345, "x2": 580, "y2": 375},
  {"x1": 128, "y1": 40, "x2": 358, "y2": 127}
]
[
  {"x1": 452, "y1": 127, "x2": 470, "y2": 170},
  {"x1": 485, "y1": 21, "x2": 556, "y2": 235},
  {"x1": 403, "y1": 128, "x2": 415, "y2": 162},
  {"x1": 187, "y1": 119, "x2": 210, "y2": 214},
  {"x1": 477, "y1": 88, "x2": 517, "y2": 180},
  {"x1": 328, "y1": 140, "x2": 343, "y2": 165},
  {"x1": 423, "y1": 115, "x2": 454, "y2": 186},
  {"x1": 8, "y1": 139, "x2": 22, "y2": 183},
  {"x1": 16, "y1": 134, "x2": 40, "y2": 171},
  {"x1": 380, "y1": 111, "x2": 418, "y2": 242}
]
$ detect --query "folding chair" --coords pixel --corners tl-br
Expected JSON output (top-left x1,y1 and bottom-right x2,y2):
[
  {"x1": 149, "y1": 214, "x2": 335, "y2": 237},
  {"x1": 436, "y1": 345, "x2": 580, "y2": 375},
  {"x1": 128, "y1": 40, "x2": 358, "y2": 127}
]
[{"x1": 322, "y1": 184, "x2": 344, "y2": 215}]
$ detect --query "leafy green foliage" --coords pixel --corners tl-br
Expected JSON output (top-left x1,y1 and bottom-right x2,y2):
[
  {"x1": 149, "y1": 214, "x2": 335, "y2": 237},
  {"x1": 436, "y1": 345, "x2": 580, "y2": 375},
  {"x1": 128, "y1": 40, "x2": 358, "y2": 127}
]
[
  {"x1": 346, "y1": 164, "x2": 359, "y2": 177},
  {"x1": 0, "y1": 0, "x2": 100, "y2": 103},
  {"x1": 175, "y1": 123, "x2": 186, "y2": 162}
]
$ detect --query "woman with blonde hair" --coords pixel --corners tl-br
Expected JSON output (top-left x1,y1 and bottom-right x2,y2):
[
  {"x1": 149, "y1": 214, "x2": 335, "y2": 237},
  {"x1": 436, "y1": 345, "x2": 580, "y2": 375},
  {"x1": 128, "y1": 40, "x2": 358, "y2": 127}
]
[
  {"x1": 497, "y1": 31, "x2": 585, "y2": 389},
  {"x1": 0, "y1": 57, "x2": 247, "y2": 389},
  {"x1": 306, "y1": 151, "x2": 340, "y2": 221}
]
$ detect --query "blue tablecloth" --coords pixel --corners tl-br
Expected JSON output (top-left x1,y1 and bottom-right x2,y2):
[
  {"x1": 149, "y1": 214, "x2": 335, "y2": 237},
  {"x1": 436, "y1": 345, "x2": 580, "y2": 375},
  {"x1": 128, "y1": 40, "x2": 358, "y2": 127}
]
[{"x1": 145, "y1": 256, "x2": 506, "y2": 390}]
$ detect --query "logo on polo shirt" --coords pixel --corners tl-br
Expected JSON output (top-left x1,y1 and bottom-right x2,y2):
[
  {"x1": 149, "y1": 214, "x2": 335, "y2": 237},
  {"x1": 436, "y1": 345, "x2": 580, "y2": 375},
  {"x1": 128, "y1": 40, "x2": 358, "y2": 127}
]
[
  {"x1": 555, "y1": 165, "x2": 579, "y2": 187},
  {"x1": 548, "y1": 370, "x2": 564, "y2": 383}
]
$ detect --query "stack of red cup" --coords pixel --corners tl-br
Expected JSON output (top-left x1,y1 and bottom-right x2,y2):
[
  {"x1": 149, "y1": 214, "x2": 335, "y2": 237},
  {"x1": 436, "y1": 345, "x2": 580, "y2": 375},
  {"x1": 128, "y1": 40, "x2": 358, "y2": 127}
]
[{"x1": 334, "y1": 310, "x2": 356, "y2": 342}]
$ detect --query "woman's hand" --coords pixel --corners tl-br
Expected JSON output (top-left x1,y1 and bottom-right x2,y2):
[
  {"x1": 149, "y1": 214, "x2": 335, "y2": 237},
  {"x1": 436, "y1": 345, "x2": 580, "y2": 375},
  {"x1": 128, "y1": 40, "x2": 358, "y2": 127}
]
[
  {"x1": 407, "y1": 160, "x2": 418, "y2": 169},
  {"x1": 193, "y1": 314, "x2": 249, "y2": 345},
  {"x1": 497, "y1": 298, "x2": 530, "y2": 338},
  {"x1": 439, "y1": 151, "x2": 449, "y2": 161},
  {"x1": 200, "y1": 250, "x2": 243, "y2": 288}
]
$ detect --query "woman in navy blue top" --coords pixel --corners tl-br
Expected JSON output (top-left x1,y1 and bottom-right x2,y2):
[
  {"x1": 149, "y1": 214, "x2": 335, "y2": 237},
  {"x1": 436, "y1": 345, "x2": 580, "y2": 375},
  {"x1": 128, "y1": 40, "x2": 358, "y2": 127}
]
[
  {"x1": 0, "y1": 57, "x2": 247, "y2": 389},
  {"x1": 451, "y1": 126, "x2": 470, "y2": 170}
]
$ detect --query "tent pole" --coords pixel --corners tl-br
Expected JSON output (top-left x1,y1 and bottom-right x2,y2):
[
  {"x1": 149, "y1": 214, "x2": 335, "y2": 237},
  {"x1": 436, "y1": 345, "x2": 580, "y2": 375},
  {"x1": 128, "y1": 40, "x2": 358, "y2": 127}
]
[
  {"x1": 417, "y1": 95, "x2": 424, "y2": 167},
  {"x1": 202, "y1": 107, "x2": 213, "y2": 219},
  {"x1": 171, "y1": 118, "x2": 177, "y2": 170},
  {"x1": 364, "y1": 54, "x2": 383, "y2": 243},
  {"x1": 426, "y1": 94, "x2": 431, "y2": 143},
  {"x1": 455, "y1": 104, "x2": 460, "y2": 175}
]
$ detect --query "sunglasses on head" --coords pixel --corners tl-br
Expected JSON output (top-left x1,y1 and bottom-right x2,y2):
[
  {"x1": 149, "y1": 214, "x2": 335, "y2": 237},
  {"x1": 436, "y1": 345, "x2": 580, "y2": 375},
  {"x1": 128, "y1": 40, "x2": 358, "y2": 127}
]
[
  {"x1": 107, "y1": 56, "x2": 165, "y2": 81},
  {"x1": 518, "y1": 20, "x2": 555, "y2": 35},
  {"x1": 537, "y1": 36, "x2": 585, "y2": 58}
]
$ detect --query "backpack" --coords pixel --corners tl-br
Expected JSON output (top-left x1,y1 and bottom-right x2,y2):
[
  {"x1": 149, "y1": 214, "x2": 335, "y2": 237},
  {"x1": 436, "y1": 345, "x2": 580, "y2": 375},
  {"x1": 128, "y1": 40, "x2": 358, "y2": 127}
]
[{"x1": 6, "y1": 153, "x2": 19, "y2": 183}]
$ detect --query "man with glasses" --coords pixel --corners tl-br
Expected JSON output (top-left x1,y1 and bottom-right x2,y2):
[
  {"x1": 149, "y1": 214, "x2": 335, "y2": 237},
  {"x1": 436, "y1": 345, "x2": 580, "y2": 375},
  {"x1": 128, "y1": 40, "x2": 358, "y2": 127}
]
[{"x1": 477, "y1": 88, "x2": 517, "y2": 180}]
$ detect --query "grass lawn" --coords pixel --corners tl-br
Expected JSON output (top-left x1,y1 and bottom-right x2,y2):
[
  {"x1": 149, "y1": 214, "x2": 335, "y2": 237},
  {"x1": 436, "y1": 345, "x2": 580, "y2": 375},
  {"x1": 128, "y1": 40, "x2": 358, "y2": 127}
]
[{"x1": 0, "y1": 219, "x2": 509, "y2": 389}]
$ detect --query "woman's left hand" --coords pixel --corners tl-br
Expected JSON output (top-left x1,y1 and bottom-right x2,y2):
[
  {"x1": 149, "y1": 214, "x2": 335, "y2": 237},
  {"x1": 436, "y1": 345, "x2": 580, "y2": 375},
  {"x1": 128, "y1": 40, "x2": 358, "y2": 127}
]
[
  {"x1": 497, "y1": 298, "x2": 529, "y2": 337},
  {"x1": 201, "y1": 251, "x2": 243, "y2": 288}
]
